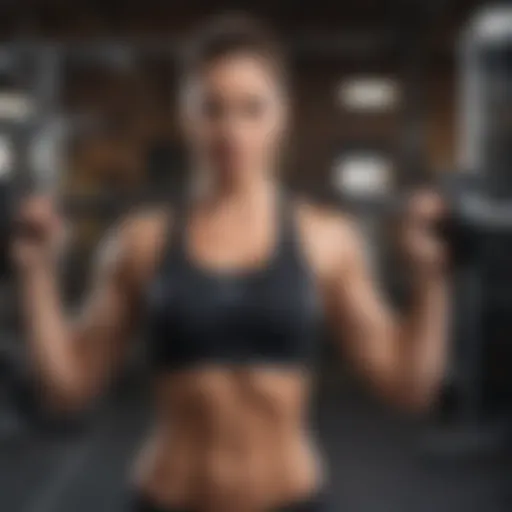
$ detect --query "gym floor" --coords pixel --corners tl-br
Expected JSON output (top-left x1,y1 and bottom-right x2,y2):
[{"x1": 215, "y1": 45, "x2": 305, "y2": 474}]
[{"x1": 1, "y1": 369, "x2": 511, "y2": 512}]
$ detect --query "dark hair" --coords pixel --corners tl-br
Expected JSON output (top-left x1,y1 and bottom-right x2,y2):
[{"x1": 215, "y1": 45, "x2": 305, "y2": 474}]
[{"x1": 180, "y1": 13, "x2": 288, "y2": 89}]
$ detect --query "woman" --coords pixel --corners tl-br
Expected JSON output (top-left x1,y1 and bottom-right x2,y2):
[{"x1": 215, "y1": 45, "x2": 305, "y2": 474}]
[{"x1": 13, "y1": 14, "x2": 450, "y2": 512}]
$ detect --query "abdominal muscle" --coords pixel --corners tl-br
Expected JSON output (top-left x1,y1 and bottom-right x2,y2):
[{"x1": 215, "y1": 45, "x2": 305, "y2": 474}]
[{"x1": 132, "y1": 367, "x2": 324, "y2": 512}]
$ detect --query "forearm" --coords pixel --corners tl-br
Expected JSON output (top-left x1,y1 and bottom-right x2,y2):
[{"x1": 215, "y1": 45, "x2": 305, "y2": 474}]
[
  {"x1": 19, "y1": 264, "x2": 87, "y2": 407},
  {"x1": 399, "y1": 277, "x2": 451, "y2": 410}
]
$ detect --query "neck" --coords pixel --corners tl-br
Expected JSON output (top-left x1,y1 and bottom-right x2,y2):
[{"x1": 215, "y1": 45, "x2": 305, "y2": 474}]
[{"x1": 191, "y1": 167, "x2": 277, "y2": 208}]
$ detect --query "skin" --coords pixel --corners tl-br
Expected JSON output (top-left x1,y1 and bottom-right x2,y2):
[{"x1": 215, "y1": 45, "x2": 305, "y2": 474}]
[{"x1": 14, "y1": 52, "x2": 449, "y2": 512}]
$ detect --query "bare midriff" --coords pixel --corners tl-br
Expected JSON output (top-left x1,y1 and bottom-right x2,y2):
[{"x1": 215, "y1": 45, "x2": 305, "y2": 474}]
[{"x1": 133, "y1": 367, "x2": 324, "y2": 512}]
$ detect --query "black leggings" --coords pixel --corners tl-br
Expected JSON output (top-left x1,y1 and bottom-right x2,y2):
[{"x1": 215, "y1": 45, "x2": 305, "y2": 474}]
[{"x1": 131, "y1": 491, "x2": 330, "y2": 512}]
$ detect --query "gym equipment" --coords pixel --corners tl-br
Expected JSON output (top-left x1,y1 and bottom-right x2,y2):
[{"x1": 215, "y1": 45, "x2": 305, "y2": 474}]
[
  {"x1": 318, "y1": 6, "x2": 512, "y2": 456},
  {"x1": 419, "y1": 5, "x2": 512, "y2": 456},
  {"x1": 0, "y1": 43, "x2": 180, "y2": 280},
  {"x1": 0, "y1": 44, "x2": 58, "y2": 280}
]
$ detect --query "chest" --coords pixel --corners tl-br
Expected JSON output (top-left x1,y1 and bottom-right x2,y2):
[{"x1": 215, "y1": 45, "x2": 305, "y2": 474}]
[
  {"x1": 146, "y1": 263, "x2": 320, "y2": 367},
  {"x1": 152, "y1": 262, "x2": 316, "y2": 326}
]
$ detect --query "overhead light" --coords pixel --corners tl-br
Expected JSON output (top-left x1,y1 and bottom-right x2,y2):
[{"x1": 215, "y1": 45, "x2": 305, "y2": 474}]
[
  {"x1": 337, "y1": 77, "x2": 400, "y2": 112},
  {"x1": 333, "y1": 153, "x2": 392, "y2": 198}
]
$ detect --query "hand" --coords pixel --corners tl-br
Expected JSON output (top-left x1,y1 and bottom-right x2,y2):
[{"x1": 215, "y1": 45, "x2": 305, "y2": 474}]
[
  {"x1": 11, "y1": 195, "x2": 65, "y2": 273},
  {"x1": 400, "y1": 190, "x2": 448, "y2": 283}
]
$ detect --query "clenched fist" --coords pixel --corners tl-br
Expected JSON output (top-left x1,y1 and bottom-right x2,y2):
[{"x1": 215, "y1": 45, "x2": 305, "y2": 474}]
[
  {"x1": 11, "y1": 195, "x2": 65, "y2": 272},
  {"x1": 399, "y1": 191, "x2": 448, "y2": 282}
]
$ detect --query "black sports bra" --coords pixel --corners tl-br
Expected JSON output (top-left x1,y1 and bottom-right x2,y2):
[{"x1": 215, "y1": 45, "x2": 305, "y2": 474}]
[{"x1": 145, "y1": 192, "x2": 321, "y2": 372}]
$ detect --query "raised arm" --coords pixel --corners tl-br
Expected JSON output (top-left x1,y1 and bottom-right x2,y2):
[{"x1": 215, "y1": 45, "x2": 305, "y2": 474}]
[
  {"x1": 321, "y1": 193, "x2": 450, "y2": 412},
  {"x1": 13, "y1": 197, "x2": 163, "y2": 411}
]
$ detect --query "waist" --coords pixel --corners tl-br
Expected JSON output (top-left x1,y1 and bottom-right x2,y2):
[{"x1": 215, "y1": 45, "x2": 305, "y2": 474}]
[
  {"x1": 132, "y1": 423, "x2": 325, "y2": 511},
  {"x1": 131, "y1": 489, "x2": 329, "y2": 512}
]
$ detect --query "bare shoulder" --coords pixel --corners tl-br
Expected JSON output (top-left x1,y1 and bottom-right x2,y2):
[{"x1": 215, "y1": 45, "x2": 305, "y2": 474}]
[
  {"x1": 95, "y1": 206, "x2": 173, "y2": 287},
  {"x1": 294, "y1": 197, "x2": 363, "y2": 277}
]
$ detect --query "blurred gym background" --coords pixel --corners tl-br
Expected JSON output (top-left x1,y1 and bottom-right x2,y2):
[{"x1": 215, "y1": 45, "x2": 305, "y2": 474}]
[{"x1": 0, "y1": 1, "x2": 512, "y2": 511}]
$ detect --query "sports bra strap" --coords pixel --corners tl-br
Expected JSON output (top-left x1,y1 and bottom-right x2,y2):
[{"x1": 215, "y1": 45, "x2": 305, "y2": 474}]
[
  {"x1": 277, "y1": 188, "x2": 300, "y2": 257},
  {"x1": 164, "y1": 193, "x2": 189, "y2": 264}
]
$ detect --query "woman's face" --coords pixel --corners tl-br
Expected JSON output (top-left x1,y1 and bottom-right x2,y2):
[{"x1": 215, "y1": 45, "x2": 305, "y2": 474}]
[{"x1": 182, "y1": 53, "x2": 287, "y2": 180}]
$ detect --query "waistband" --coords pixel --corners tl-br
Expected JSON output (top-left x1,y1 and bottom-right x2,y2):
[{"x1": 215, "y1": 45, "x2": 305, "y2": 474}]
[{"x1": 130, "y1": 490, "x2": 330, "y2": 512}]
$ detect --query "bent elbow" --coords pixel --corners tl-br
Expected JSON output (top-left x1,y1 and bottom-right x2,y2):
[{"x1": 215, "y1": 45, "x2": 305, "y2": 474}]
[
  {"x1": 399, "y1": 389, "x2": 436, "y2": 415},
  {"x1": 44, "y1": 375, "x2": 98, "y2": 414},
  {"x1": 396, "y1": 378, "x2": 442, "y2": 415}
]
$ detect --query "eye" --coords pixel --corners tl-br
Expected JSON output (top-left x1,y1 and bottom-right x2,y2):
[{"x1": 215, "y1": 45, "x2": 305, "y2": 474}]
[
  {"x1": 200, "y1": 97, "x2": 225, "y2": 120},
  {"x1": 242, "y1": 97, "x2": 267, "y2": 118},
  {"x1": 197, "y1": 95, "x2": 269, "y2": 120}
]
